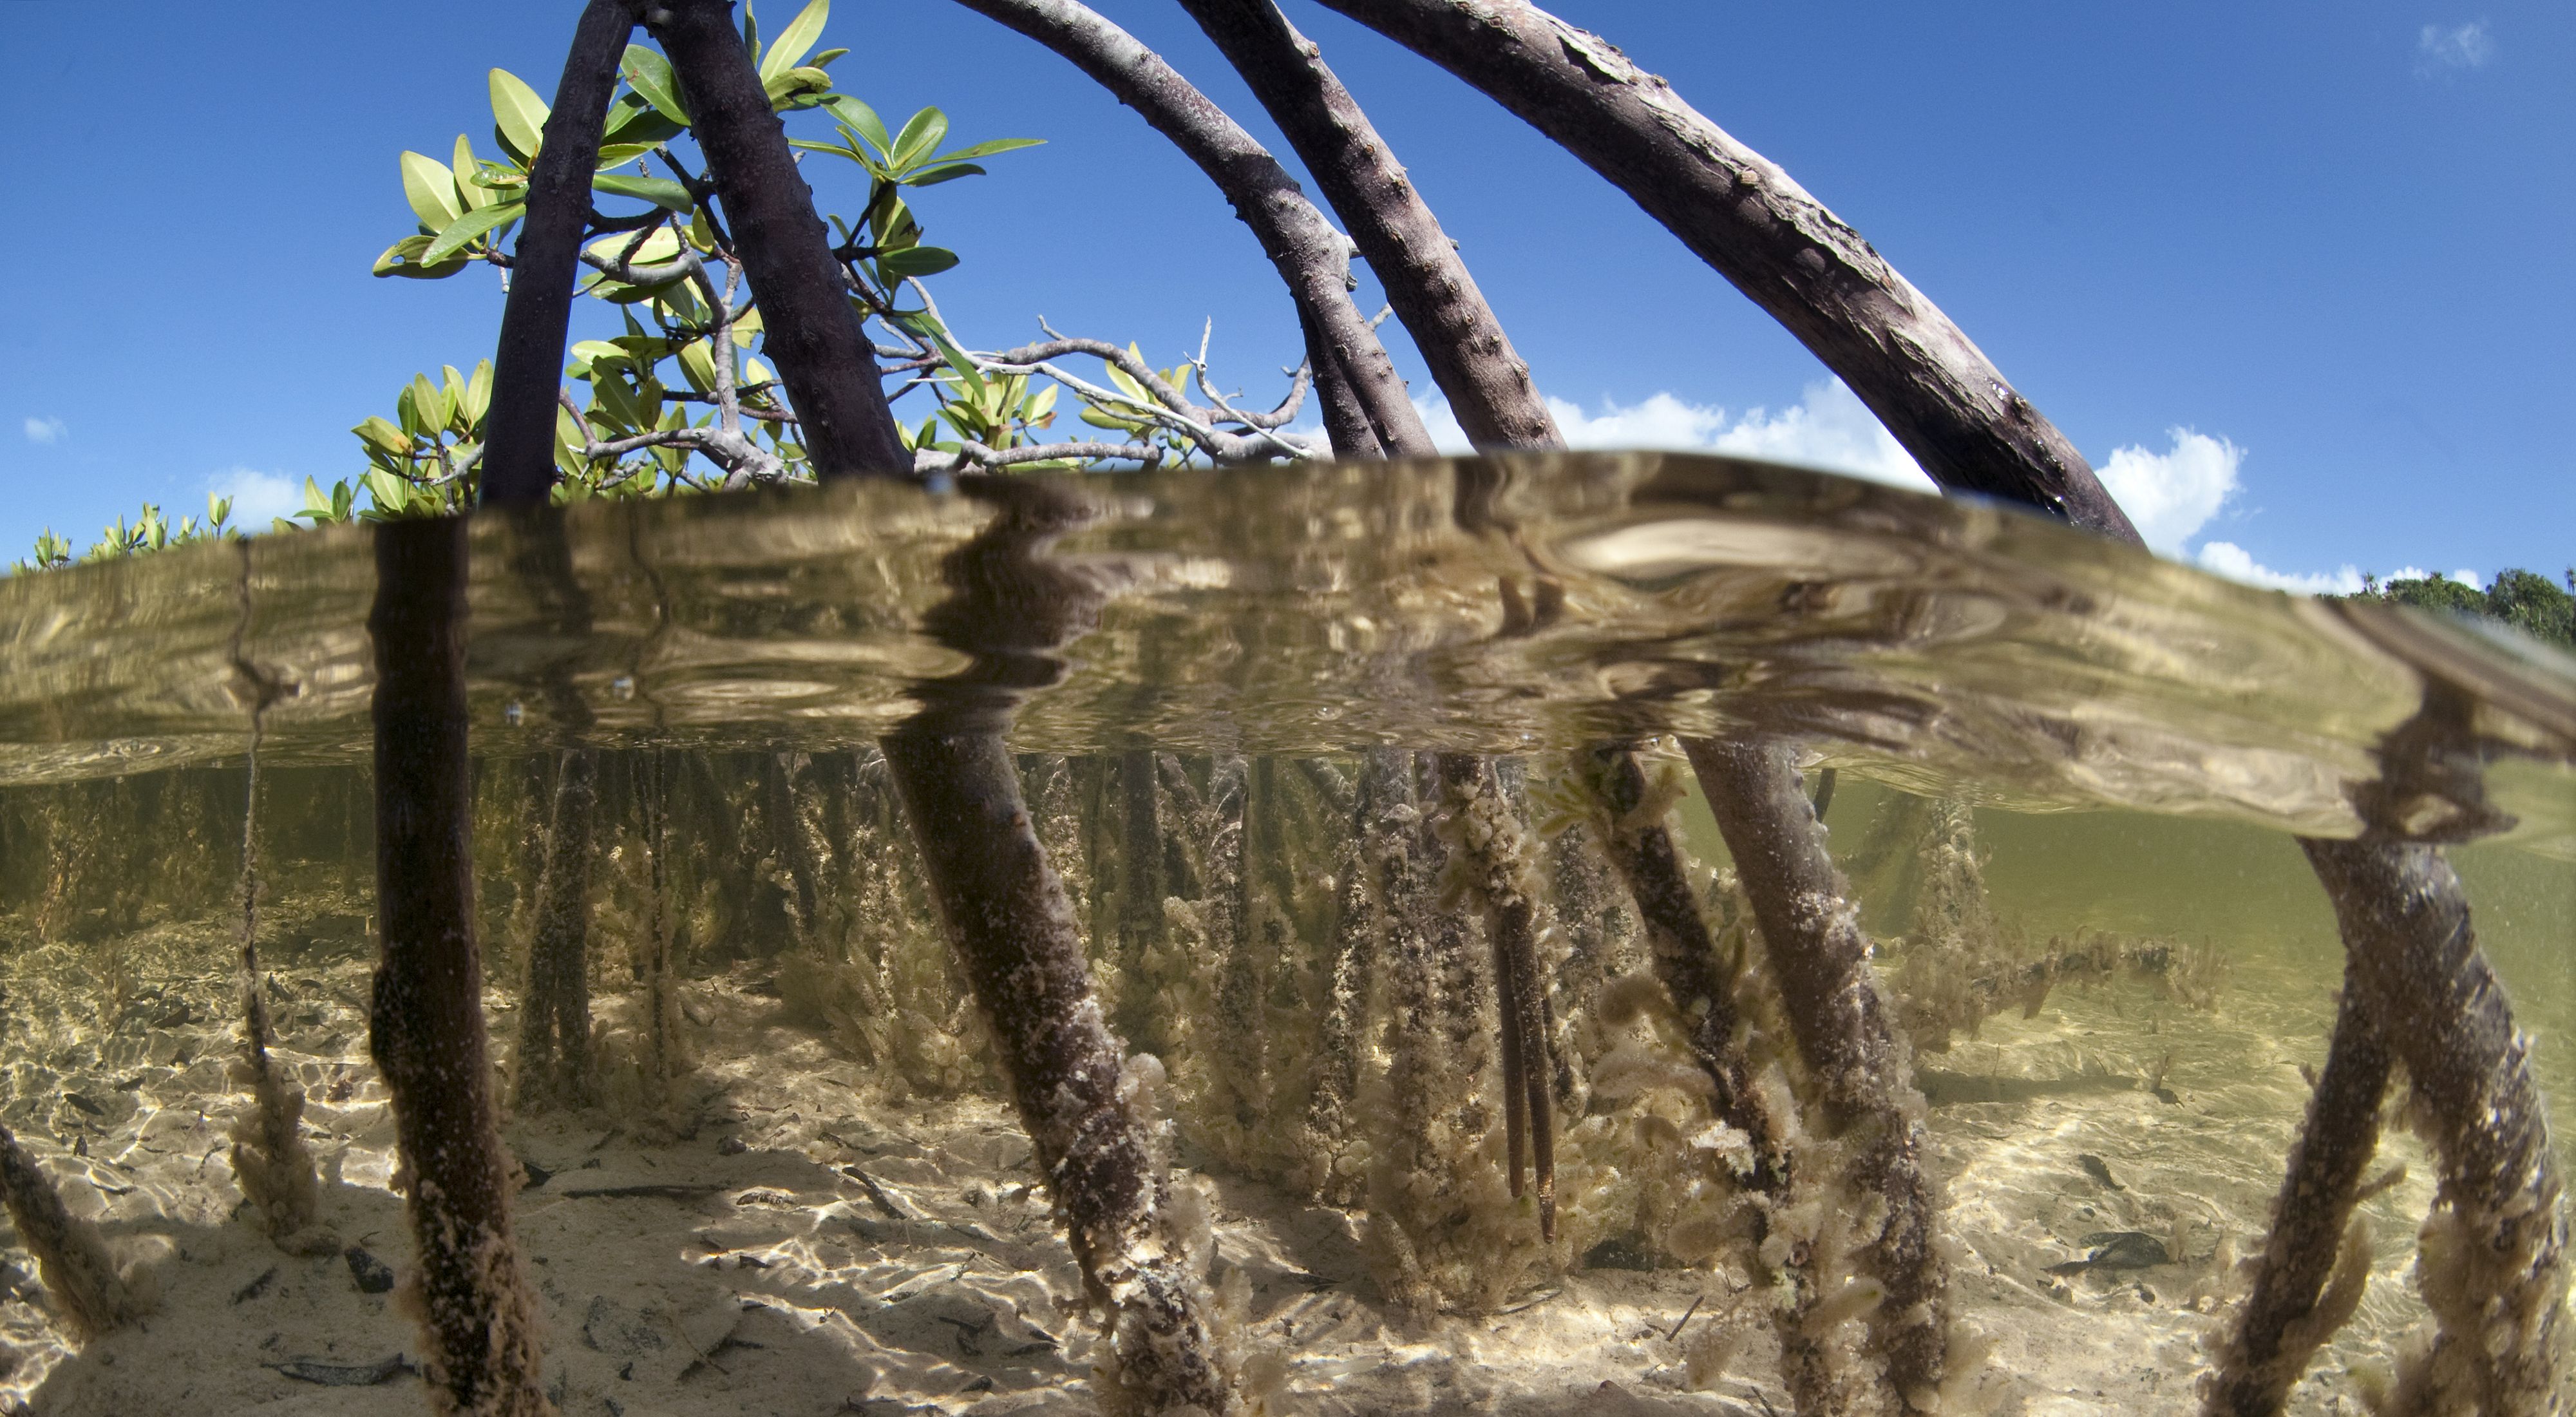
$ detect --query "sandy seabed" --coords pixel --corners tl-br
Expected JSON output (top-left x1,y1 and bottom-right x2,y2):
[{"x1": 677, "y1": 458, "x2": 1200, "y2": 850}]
[{"x1": 0, "y1": 917, "x2": 2452, "y2": 1417}]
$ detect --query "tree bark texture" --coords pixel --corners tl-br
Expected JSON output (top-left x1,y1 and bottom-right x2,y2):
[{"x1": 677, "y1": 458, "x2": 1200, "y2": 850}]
[
  {"x1": 2203, "y1": 962, "x2": 2392, "y2": 1417},
  {"x1": 1685, "y1": 736, "x2": 1952, "y2": 1412},
  {"x1": 948, "y1": 0, "x2": 1432, "y2": 458},
  {"x1": 368, "y1": 518, "x2": 553, "y2": 1417},
  {"x1": 647, "y1": 0, "x2": 911, "y2": 477},
  {"x1": 1180, "y1": 0, "x2": 1558, "y2": 450},
  {"x1": 2299, "y1": 837, "x2": 2569, "y2": 1416},
  {"x1": 482, "y1": 0, "x2": 638, "y2": 507},
  {"x1": 1312, "y1": 0, "x2": 2140, "y2": 538},
  {"x1": 884, "y1": 730, "x2": 1236, "y2": 1414},
  {"x1": 883, "y1": 479, "x2": 1238, "y2": 1413}
]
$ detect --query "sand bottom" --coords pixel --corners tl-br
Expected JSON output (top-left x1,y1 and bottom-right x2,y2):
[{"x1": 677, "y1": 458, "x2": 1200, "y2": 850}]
[{"x1": 0, "y1": 922, "x2": 2461, "y2": 1416}]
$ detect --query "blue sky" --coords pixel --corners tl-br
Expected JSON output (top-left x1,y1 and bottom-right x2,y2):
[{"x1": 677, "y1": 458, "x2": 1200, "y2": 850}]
[{"x1": 3, "y1": 1, "x2": 2567, "y2": 588}]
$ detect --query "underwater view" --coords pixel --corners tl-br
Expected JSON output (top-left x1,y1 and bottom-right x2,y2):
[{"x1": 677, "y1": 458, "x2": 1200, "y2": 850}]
[{"x1": 0, "y1": 454, "x2": 2568, "y2": 1416}]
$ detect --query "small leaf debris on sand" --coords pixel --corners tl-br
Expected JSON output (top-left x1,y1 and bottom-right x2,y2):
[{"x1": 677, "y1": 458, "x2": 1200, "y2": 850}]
[{"x1": 265, "y1": 1353, "x2": 415, "y2": 1386}]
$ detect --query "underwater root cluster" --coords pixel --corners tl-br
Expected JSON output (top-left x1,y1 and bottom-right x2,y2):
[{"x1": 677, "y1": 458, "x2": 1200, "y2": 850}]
[{"x1": 1, "y1": 721, "x2": 2567, "y2": 1417}]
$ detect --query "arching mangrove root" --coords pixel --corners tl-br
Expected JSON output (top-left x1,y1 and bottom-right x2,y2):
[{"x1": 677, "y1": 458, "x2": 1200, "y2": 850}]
[
  {"x1": 1686, "y1": 736, "x2": 1960, "y2": 1414},
  {"x1": 0, "y1": 1125, "x2": 147, "y2": 1343},
  {"x1": 2203, "y1": 961, "x2": 2392, "y2": 1417},
  {"x1": 2300, "y1": 837, "x2": 2570, "y2": 1416},
  {"x1": 369, "y1": 517, "x2": 552, "y2": 1417},
  {"x1": 1435, "y1": 752, "x2": 1555, "y2": 1239},
  {"x1": 884, "y1": 728, "x2": 1240, "y2": 1415}
]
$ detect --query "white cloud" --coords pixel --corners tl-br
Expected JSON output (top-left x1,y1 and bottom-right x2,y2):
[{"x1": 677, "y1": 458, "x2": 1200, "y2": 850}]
[
  {"x1": 2094, "y1": 428, "x2": 2242, "y2": 554},
  {"x1": 2417, "y1": 21, "x2": 2494, "y2": 74},
  {"x1": 22, "y1": 415, "x2": 66, "y2": 445},
  {"x1": 1412, "y1": 378, "x2": 1938, "y2": 492},
  {"x1": 209, "y1": 468, "x2": 304, "y2": 527},
  {"x1": 2195, "y1": 541, "x2": 2369, "y2": 595}
]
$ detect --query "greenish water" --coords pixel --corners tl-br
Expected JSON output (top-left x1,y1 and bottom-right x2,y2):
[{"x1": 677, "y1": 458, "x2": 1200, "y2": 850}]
[{"x1": 0, "y1": 455, "x2": 2567, "y2": 1415}]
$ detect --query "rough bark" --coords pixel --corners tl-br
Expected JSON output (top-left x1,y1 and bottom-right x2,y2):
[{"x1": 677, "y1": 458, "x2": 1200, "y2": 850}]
[
  {"x1": 1311, "y1": 0, "x2": 2140, "y2": 538},
  {"x1": 950, "y1": 0, "x2": 1431, "y2": 458},
  {"x1": 368, "y1": 517, "x2": 552, "y2": 1417},
  {"x1": 884, "y1": 478, "x2": 1238, "y2": 1414},
  {"x1": 2204, "y1": 962, "x2": 2393, "y2": 1417},
  {"x1": 1180, "y1": 0, "x2": 1558, "y2": 450},
  {"x1": 2300, "y1": 838, "x2": 2569, "y2": 1416},
  {"x1": 482, "y1": 0, "x2": 637, "y2": 506},
  {"x1": 1687, "y1": 736, "x2": 1952, "y2": 1413},
  {"x1": 646, "y1": 0, "x2": 911, "y2": 477},
  {"x1": 0, "y1": 1126, "x2": 144, "y2": 1342}
]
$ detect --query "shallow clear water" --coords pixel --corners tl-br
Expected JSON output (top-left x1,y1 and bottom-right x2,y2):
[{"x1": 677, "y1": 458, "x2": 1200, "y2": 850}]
[{"x1": 0, "y1": 454, "x2": 2567, "y2": 1415}]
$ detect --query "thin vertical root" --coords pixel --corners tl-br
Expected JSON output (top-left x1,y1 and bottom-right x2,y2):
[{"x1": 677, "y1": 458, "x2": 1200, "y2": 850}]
[
  {"x1": 2203, "y1": 962, "x2": 2392, "y2": 1417},
  {"x1": 1435, "y1": 752, "x2": 1555, "y2": 1239},
  {"x1": 225, "y1": 538, "x2": 321, "y2": 1246}
]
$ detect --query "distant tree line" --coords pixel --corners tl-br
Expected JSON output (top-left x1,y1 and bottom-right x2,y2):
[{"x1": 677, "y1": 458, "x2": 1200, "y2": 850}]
[{"x1": 2349, "y1": 567, "x2": 2576, "y2": 652}]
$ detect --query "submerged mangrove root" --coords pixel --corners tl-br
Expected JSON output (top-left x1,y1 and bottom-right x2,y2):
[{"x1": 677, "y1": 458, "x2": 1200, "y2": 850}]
[
  {"x1": 884, "y1": 477, "x2": 1238, "y2": 1414},
  {"x1": 2204, "y1": 961, "x2": 2392, "y2": 1417},
  {"x1": 226, "y1": 542, "x2": 321, "y2": 1247},
  {"x1": 0, "y1": 1125, "x2": 147, "y2": 1342},
  {"x1": 1687, "y1": 736, "x2": 1960, "y2": 1414},
  {"x1": 635, "y1": 748, "x2": 684, "y2": 1108},
  {"x1": 368, "y1": 518, "x2": 552, "y2": 1417},
  {"x1": 886, "y1": 730, "x2": 1238, "y2": 1416},
  {"x1": 1573, "y1": 745, "x2": 1781, "y2": 1180},
  {"x1": 2300, "y1": 837, "x2": 2570, "y2": 1416},
  {"x1": 1300, "y1": 754, "x2": 1382, "y2": 1203},
  {"x1": 516, "y1": 745, "x2": 599, "y2": 1109},
  {"x1": 1435, "y1": 753, "x2": 1555, "y2": 1239}
]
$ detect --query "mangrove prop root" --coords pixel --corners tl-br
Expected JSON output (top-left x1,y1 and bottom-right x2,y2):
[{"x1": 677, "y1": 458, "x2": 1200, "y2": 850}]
[
  {"x1": 2300, "y1": 837, "x2": 2570, "y2": 1416},
  {"x1": 516, "y1": 746, "x2": 600, "y2": 1110},
  {"x1": 884, "y1": 728, "x2": 1237, "y2": 1415},
  {"x1": 0, "y1": 1125, "x2": 144, "y2": 1343},
  {"x1": 1576, "y1": 745, "x2": 1781, "y2": 1179},
  {"x1": 1302, "y1": 756, "x2": 1383, "y2": 1201},
  {"x1": 227, "y1": 541, "x2": 320, "y2": 1244},
  {"x1": 2204, "y1": 961, "x2": 2393, "y2": 1417},
  {"x1": 1116, "y1": 748, "x2": 1170, "y2": 1057},
  {"x1": 1686, "y1": 736, "x2": 1955, "y2": 1412},
  {"x1": 1435, "y1": 753, "x2": 1556, "y2": 1239},
  {"x1": 368, "y1": 518, "x2": 553, "y2": 1417}
]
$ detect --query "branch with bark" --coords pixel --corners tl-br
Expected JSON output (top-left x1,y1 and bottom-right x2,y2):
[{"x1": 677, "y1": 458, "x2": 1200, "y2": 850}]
[
  {"x1": 949, "y1": 0, "x2": 1430, "y2": 458},
  {"x1": 1308, "y1": 0, "x2": 2141, "y2": 539},
  {"x1": 1179, "y1": 0, "x2": 1555, "y2": 450}
]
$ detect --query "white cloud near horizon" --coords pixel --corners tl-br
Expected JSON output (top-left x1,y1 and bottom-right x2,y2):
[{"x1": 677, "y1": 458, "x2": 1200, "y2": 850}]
[
  {"x1": 2417, "y1": 20, "x2": 2495, "y2": 74},
  {"x1": 23, "y1": 415, "x2": 66, "y2": 446},
  {"x1": 209, "y1": 468, "x2": 304, "y2": 527},
  {"x1": 1404, "y1": 383, "x2": 2481, "y2": 598},
  {"x1": 1415, "y1": 378, "x2": 1939, "y2": 492}
]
